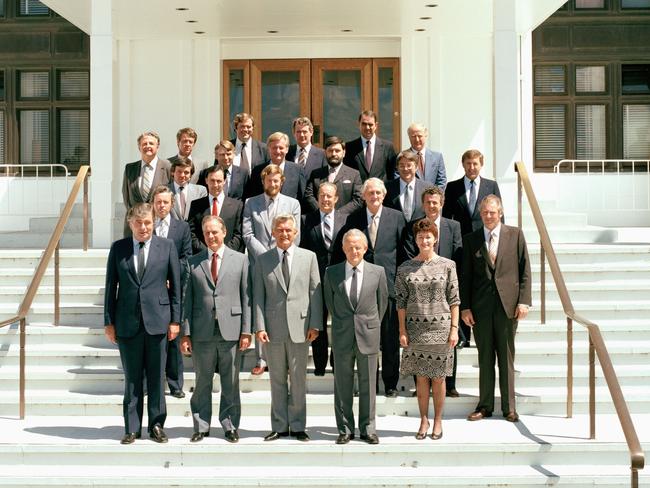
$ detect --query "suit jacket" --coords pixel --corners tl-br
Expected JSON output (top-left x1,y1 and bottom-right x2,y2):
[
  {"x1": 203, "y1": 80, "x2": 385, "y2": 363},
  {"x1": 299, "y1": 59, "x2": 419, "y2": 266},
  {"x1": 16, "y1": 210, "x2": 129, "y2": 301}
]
[
  {"x1": 333, "y1": 206, "x2": 406, "y2": 297},
  {"x1": 242, "y1": 193, "x2": 301, "y2": 264},
  {"x1": 343, "y1": 136, "x2": 397, "y2": 182},
  {"x1": 168, "y1": 155, "x2": 209, "y2": 185},
  {"x1": 104, "y1": 236, "x2": 181, "y2": 337},
  {"x1": 323, "y1": 260, "x2": 388, "y2": 355},
  {"x1": 182, "y1": 247, "x2": 251, "y2": 341},
  {"x1": 287, "y1": 144, "x2": 327, "y2": 190},
  {"x1": 247, "y1": 160, "x2": 303, "y2": 201},
  {"x1": 231, "y1": 138, "x2": 268, "y2": 173},
  {"x1": 187, "y1": 195, "x2": 244, "y2": 254},
  {"x1": 167, "y1": 182, "x2": 207, "y2": 221},
  {"x1": 252, "y1": 246, "x2": 323, "y2": 343},
  {"x1": 122, "y1": 158, "x2": 171, "y2": 209},
  {"x1": 460, "y1": 224, "x2": 531, "y2": 319},
  {"x1": 384, "y1": 178, "x2": 434, "y2": 222},
  {"x1": 409, "y1": 147, "x2": 447, "y2": 189},
  {"x1": 442, "y1": 176, "x2": 502, "y2": 236},
  {"x1": 197, "y1": 163, "x2": 249, "y2": 202},
  {"x1": 300, "y1": 209, "x2": 347, "y2": 280},
  {"x1": 302, "y1": 164, "x2": 363, "y2": 215},
  {"x1": 404, "y1": 216, "x2": 463, "y2": 268}
]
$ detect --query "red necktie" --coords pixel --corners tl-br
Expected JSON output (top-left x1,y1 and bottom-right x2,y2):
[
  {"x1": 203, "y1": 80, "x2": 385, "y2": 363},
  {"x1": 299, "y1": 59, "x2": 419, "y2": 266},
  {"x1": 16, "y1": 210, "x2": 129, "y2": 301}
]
[
  {"x1": 211, "y1": 252, "x2": 218, "y2": 283},
  {"x1": 211, "y1": 197, "x2": 218, "y2": 216}
]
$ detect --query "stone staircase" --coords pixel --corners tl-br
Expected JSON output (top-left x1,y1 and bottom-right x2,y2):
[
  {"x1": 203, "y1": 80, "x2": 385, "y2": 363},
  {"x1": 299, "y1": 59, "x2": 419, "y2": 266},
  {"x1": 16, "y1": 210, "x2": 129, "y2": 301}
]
[{"x1": 0, "y1": 245, "x2": 648, "y2": 487}]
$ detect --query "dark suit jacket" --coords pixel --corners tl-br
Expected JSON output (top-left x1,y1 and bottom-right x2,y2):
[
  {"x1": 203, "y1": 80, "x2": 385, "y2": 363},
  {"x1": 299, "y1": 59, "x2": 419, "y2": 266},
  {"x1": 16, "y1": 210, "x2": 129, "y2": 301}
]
[
  {"x1": 247, "y1": 160, "x2": 303, "y2": 201},
  {"x1": 231, "y1": 138, "x2": 268, "y2": 172},
  {"x1": 197, "y1": 162, "x2": 249, "y2": 202},
  {"x1": 187, "y1": 196, "x2": 244, "y2": 254},
  {"x1": 300, "y1": 209, "x2": 347, "y2": 280},
  {"x1": 122, "y1": 159, "x2": 171, "y2": 209},
  {"x1": 287, "y1": 144, "x2": 327, "y2": 184},
  {"x1": 403, "y1": 216, "x2": 462, "y2": 266},
  {"x1": 303, "y1": 164, "x2": 363, "y2": 215},
  {"x1": 164, "y1": 217, "x2": 192, "y2": 287},
  {"x1": 384, "y1": 178, "x2": 434, "y2": 222},
  {"x1": 460, "y1": 224, "x2": 531, "y2": 319},
  {"x1": 343, "y1": 136, "x2": 397, "y2": 182},
  {"x1": 442, "y1": 176, "x2": 502, "y2": 236},
  {"x1": 104, "y1": 236, "x2": 181, "y2": 338},
  {"x1": 333, "y1": 206, "x2": 406, "y2": 297}
]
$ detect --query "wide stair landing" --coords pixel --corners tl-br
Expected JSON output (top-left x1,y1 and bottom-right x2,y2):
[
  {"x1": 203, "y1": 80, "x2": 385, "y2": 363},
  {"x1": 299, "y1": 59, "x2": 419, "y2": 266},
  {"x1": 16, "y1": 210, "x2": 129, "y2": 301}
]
[{"x1": 0, "y1": 246, "x2": 648, "y2": 487}]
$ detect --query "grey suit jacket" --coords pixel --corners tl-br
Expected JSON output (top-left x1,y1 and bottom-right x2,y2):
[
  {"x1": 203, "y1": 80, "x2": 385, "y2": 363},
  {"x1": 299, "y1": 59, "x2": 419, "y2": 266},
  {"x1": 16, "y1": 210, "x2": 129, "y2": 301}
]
[
  {"x1": 408, "y1": 147, "x2": 447, "y2": 189},
  {"x1": 242, "y1": 193, "x2": 301, "y2": 264},
  {"x1": 182, "y1": 247, "x2": 251, "y2": 342},
  {"x1": 323, "y1": 260, "x2": 388, "y2": 355},
  {"x1": 122, "y1": 158, "x2": 171, "y2": 209},
  {"x1": 252, "y1": 246, "x2": 323, "y2": 343},
  {"x1": 167, "y1": 155, "x2": 209, "y2": 184},
  {"x1": 167, "y1": 182, "x2": 207, "y2": 221}
]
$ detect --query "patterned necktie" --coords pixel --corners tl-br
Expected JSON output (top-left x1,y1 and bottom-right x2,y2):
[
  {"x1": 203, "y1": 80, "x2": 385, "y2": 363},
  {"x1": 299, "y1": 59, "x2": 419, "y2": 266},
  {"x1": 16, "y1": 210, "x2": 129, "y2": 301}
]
[
  {"x1": 211, "y1": 197, "x2": 219, "y2": 216},
  {"x1": 298, "y1": 148, "x2": 306, "y2": 168},
  {"x1": 322, "y1": 213, "x2": 332, "y2": 249},
  {"x1": 240, "y1": 142, "x2": 250, "y2": 174},
  {"x1": 156, "y1": 219, "x2": 167, "y2": 238},
  {"x1": 403, "y1": 184, "x2": 413, "y2": 221},
  {"x1": 141, "y1": 164, "x2": 153, "y2": 200},
  {"x1": 349, "y1": 266, "x2": 358, "y2": 309},
  {"x1": 211, "y1": 252, "x2": 218, "y2": 283},
  {"x1": 282, "y1": 250, "x2": 290, "y2": 288},
  {"x1": 178, "y1": 186, "x2": 186, "y2": 218},
  {"x1": 368, "y1": 214, "x2": 378, "y2": 248},
  {"x1": 468, "y1": 180, "x2": 477, "y2": 215},
  {"x1": 137, "y1": 242, "x2": 145, "y2": 281},
  {"x1": 417, "y1": 151, "x2": 425, "y2": 178},
  {"x1": 488, "y1": 231, "x2": 497, "y2": 266},
  {"x1": 365, "y1": 140, "x2": 373, "y2": 171}
]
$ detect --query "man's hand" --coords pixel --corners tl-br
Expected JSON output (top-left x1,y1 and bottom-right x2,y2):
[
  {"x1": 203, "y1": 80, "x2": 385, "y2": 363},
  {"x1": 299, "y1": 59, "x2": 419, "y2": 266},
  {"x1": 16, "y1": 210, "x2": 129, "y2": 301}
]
[
  {"x1": 256, "y1": 330, "x2": 270, "y2": 343},
  {"x1": 461, "y1": 309, "x2": 475, "y2": 327},
  {"x1": 168, "y1": 323, "x2": 180, "y2": 341},
  {"x1": 239, "y1": 334, "x2": 252, "y2": 351},
  {"x1": 515, "y1": 304, "x2": 529, "y2": 320},
  {"x1": 181, "y1": 336, "x2": 192, "y2": 355},
  {"x1": 104, "y1": 325, "x2": 117, "y2": 344},
  {"x1": 306, "y1": 328, "x2": 319, "y2": 342}
]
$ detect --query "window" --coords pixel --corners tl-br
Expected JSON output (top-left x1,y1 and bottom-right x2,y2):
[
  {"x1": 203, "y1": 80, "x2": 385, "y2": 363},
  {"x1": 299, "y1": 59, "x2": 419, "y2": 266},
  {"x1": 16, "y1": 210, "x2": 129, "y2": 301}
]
[
  {"x1": 0, "y1": 71, "x2": 4, "y2": 100},
  {"x1": 576, "y1": 66, "x2": 606, "y2": 93},
  {"x1": 18, "y1": 0, "x2": 48, "y2": 16},
  {"x1": 575, "y1": 0, "x2": 605, "y2": 8},
  {"x1": 19, "y1": 71, "x2": 49, "y2": 99},
  {"x1": 535, "y1": 105, "x2": 566, "y2": 160},
  {"x1": 0, "y1": 111, "x2": 5, "y2": 164},
  {"x1": 622, "y1": 64, "x2": 650, "y2": 94},
  {"x1": 623, "y1": 104, "x2": 650, "y2": 159},
  {"x1": 622, "y1": 0, "x2": 650, "y2": 8},
  {"x1": 576, "y1": 105, "x2": 606, "y2": 159},
  {"x1": 59, "y1": 109, "x2": 89, "y2": 170},
  {"x1": 535, "y1": 65, "x2": 566, "y2": 95},
  {"x1": 58, "y1": 71, "x2": 89, "y2": 99},
  {"x1": 0, "y1": 0, "x2": 5, "y2": 17},
  {"x1": 19, "y1": 109, "x2": 49, "y2": 164}
]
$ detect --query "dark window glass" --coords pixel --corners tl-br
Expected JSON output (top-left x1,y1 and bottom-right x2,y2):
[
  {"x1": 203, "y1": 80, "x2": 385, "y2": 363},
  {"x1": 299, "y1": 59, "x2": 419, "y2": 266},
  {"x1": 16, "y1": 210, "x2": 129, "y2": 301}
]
[
  {"x1": 0, "y1": 0, "x2": 5, "y2": 17},
  {"x1": 535, "y1": 105, "x2": 566, "y2": 159},
  {"x1": 228, "y1": 69, "x2": 244, "y2": 138},
  {"x1": 535, "y1": 65, "x2": 566, "y2": 94},
  {"x1": 622, "y1": 64, "x2": 650, "y2": 94},
  {"x1": 19, "y1": 71, "x2": 49, "y2": 99},
  {"x1": 19, "y1": 109, "x2": 50, "y2": 164},
  {"x1": 260, "y1": 71, "x2": 300, "y2": 139},
  {"x1": 0, "y1": 111, "x2": 5, "y2": 164},
  {"x1": 0, "y1": 71, "x2": 4, "y2": 100},
  {"x1": 622, "y1": 0, "x2": 650, "y2": 8},
  {"x1": 58, "y1": 71, "x2": 89, "y2": 99},
  {"x1": 378, "y1": 67, "x2": 394, "y2": 142},
  {"x1": 59, "y1": 109, "x2": 89, "y2": 169},
  {"x1": 575, "y1": 0, "x2": 605, "y2": 8},
  {"x1": 19, "y1": 0, "x2": 49, "y2": 16}
]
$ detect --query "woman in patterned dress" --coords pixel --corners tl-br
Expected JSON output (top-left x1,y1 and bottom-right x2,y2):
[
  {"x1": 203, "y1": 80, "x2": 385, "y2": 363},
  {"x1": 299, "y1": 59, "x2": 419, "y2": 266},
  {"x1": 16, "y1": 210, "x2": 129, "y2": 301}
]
[{"x1": 396, "y1": 218, "x2": 460, "y2": 440}]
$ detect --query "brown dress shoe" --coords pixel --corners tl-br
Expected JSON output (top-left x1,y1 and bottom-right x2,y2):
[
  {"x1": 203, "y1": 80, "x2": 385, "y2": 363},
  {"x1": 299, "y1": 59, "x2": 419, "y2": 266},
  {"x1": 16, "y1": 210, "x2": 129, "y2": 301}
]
[
  {"x1": 504, "y1": 411, "x2": 519, "y2": 422},
  {"x1": 467, "y1": 408, "x2": 493, "y2": 421},
  {"x1": 446, "y1": 388, "x2": 460, "y2": 398}
]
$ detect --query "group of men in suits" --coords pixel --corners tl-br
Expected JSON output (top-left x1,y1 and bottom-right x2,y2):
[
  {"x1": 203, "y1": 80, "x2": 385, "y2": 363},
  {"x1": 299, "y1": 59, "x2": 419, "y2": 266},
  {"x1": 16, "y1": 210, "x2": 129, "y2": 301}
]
[{"x1": 110, "y1": 113, "x2": 531, "y2": 444}]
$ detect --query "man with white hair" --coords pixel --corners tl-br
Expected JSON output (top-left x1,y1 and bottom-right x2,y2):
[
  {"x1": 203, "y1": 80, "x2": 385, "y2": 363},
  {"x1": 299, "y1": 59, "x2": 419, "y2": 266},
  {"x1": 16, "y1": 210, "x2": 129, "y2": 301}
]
[{"x1": 406, "y1": 122, "x2": 447, "y2": 189}]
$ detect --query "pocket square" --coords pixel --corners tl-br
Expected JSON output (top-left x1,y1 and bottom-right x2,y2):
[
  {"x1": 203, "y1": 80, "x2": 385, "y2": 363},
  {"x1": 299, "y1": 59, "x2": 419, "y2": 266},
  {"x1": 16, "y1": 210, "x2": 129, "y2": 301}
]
[{"x1": 342, "y1": 180, "x2": 352, "y2": 184}]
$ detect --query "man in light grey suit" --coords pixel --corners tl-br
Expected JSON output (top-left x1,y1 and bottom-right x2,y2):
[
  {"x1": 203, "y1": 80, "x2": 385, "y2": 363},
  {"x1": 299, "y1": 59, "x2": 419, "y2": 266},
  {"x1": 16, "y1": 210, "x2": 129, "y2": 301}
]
[
  {"x1": 323, "y1": 229, "x2": 388, "y2": 445},
  {"x1": 253, "y1": 214, "x2": 322, "y2": 442},
  {"x1": 181, "y1": 215, "x2": 251, "y2": 443},
  {"x1": 168, "y1": 158, "x2": 207, "y2": 221},
  {"x1": 407, "y1": 123, "x2": 447, "y2": 189},
  {"x1": 243, "y1": 164, "x2": 302, "y2": 375}
]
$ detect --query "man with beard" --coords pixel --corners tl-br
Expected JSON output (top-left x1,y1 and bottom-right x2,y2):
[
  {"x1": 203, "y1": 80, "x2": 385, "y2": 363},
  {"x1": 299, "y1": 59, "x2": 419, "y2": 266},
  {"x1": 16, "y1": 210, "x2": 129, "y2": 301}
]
[{"x1": 303, "y1": 136, "x2": 362, "y2": 216}]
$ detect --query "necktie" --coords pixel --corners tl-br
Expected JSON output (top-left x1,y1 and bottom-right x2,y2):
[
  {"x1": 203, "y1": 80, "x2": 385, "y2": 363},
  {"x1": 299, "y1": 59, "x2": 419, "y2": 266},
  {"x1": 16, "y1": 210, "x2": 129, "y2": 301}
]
[
  {"x1": 488, "y1": 231, "x2": 497, "y2": 266},
  {"x1": 211, "y1": 197, "x2": 219, "y2": 216},
  {"x1": 403, "y1": 184, "x2": 413, "y2": 221},
  {"x1": 240, "y1": 142, "x2": 250, "y2": 174},
  {"x1": 178, "y1": 186, "x2": 186, "y2": 218},
  {"x1": 365, "y1": 140, "x2": 373, "y2": 171},
  {"x1": 417, "y1": 151, "x2": 425, "y2": 178},
  {"x1": 468, "y1": 180, "x2": 477, "y2": 215},
  {"x1": 368, "y1": 214, "x2": 378, "y2": 248},
  {"x1": 322, "y1": 213, "x2": 332, "y2": 249},
  {"x1": 156, "y1": 220, "x2": 167, "y2": 238},
  {"x1": 267, "y1": 198, "x2": 275, "y2": 224},
  {"x1": 282, "y1": 250, "x2": 290, "y2": 288},
  {"x1": 137, "y1": 242, "x2": 145, "y2": 282},
  {"x1": 298, "y1": 148, "x2": 306, "y2": 168},
  {"x1": 349, "y1": 266, "x2": 358, "y2": 309},
  {"x1": 141, "y1": 164, "x2": 153, "y2": 200},
  {"x1": 223, "y1": 169, "x2": 230, "y2": 196},
  {"x1": 211, "y1": 252, "x2": 218, "y2": 283},
  {"x1": 328, "y1": 165, "x2": 336, "y2": 183}
]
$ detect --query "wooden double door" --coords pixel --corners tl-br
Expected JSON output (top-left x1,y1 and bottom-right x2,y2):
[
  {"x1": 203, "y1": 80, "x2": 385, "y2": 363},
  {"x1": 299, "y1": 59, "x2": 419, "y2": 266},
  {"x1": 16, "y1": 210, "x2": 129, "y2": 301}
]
[{"x1": 223, "y1": 58, "x2": 400, "y2": 148}]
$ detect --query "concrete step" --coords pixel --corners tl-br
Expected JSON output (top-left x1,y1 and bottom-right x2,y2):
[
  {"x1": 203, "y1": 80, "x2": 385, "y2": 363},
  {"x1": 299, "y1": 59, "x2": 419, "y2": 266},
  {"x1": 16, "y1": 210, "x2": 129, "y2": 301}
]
[
  {"x1": 0, "y1": 286, "x2": 104, "y2": 305},
  {"x1": 0, "y1": 230, "x2": 89, "y2": 249},
  {"x1": 0, "y1": 267, "x2": 106, "y2": 286}
]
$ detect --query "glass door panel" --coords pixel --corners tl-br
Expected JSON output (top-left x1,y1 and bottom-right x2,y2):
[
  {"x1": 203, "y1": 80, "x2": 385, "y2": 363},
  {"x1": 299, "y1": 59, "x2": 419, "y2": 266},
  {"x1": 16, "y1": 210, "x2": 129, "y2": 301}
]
[
  {"x1": 374, "y1": 59, "x2": 401, "y2": 148},
  {"x1": 222, "y1": 60, "x2": 250, "y2": 139}
]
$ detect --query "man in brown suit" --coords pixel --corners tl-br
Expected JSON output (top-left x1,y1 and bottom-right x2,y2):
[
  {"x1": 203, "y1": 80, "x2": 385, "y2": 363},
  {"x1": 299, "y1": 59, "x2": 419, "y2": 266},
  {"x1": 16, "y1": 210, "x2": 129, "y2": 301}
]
[{"x1": 460, "y1": 194, "x2": 531, "y2": 423}]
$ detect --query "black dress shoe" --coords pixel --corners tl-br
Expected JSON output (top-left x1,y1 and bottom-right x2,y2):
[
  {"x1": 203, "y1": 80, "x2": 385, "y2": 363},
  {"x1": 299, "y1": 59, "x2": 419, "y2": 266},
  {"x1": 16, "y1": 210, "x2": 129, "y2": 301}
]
[
  {"x1": 314, "y1": 370, "x2": 325, "y2": 377},
  {"x1": 120, "y1": 432, "x2": 139, "y2": 444},
  {"x1": 264, "y1": 431, "x2": 289, "y2": 441},
  {"x1": 225, "y1": 430, "x2": 239, "y2": 443},
  {"x1": 292, "y1": 431, "x2": 310, "y2": 442},
  {"x1": 385, "y1": 389, "x2": 399, "y2": 398},
  {"x1": 170, "y1": 390, "x2": 185, "y2": 399},
  {"x1": 446, "y1": 388, "x2": 460, "y2": 398},
  {"x1": 149, "y1": 424, "x2": 168, "y2": 443},
  {"x1": 360, "y1": 433, "x2": 379, "y2": 444},
  {"x1": 335, "y1": 433, "x2": 353, "y2": 444},
  {"x1": 190, "y1": 431, "x2": 209, "y2": 442}
]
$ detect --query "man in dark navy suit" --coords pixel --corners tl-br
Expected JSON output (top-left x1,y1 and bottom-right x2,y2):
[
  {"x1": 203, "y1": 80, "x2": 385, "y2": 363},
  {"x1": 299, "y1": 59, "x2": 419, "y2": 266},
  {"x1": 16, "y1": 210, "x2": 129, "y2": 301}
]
[
  {"x1": 104, "y1": 203, "x2": 181, "y2": 444},
  {"x1": 384, "y1": 151, "x2": 433, "y2": 223},
  {"x1": 196, "y1": 140, "x2": 249, "y2": 202},
  {"x1": 286, "y1": 117, "x2": 327, "y2": 200},
  {"x1": 230, "y1": 113, "x2": 268, "y2": 175}
]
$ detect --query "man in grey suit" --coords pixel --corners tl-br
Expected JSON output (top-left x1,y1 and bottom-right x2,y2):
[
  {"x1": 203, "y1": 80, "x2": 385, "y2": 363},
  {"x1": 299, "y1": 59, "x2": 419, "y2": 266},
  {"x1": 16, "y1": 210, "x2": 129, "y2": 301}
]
[
  {"x1": 181, "y1": 215, "x2": 251, "y2": 443},
  {"x1": 168, "y1": 158, "x2": 207, "y2": 221},
  {"x1": 121, "y1": 131, "x2": 171, "y2": 236},
  {"x1": 243, "y1": 164, "x2": 301, "y2": 375},
  {"x1": 384, "y1": 151, "x2": 434, "y2": 222},
  {"x1": 462, "y1": 195, "x2": 531, "y2": 423},
  {"x1": 253, "y1": 214, "x2": 322, "y2": 442},
  {"x1": 407, "y1": 123, "x2": 447, "y2": 189},
  {"x1": 167, "y1": 127, "x2": 208, "y2": 184},
  {"x1": 323, "y1": 229, "x2": 388, "y2": 445}
]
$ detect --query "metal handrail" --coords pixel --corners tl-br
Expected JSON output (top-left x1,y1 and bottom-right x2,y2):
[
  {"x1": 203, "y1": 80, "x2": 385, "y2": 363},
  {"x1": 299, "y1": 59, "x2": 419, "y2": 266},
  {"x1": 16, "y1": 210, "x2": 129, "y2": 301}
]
[
  {"x1": 0, "y1": 165, "x2": 90, "y2": 419},
  {"x1": 515, "y1": 161, "x2": 644, "y2": 487}
]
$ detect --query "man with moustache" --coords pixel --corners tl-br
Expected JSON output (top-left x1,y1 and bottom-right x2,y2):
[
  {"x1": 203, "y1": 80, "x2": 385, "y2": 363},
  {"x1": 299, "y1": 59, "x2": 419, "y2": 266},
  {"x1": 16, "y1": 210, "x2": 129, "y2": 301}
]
[
  {"x1": 384, "y1": 151, "x2": 434, "y2": 223},
  {"x1": 167, "y1": 158, "x2": 207, "y2": 221},
  {"x1": 151, "y1": 186, "x2": 192, "y2": 399},
  {"x1": 167, "y1": 127, "x2": 208, "y2": 184},
  {"x1": 230, "y1": 113, "x2": 268, "y2": 175},
  {"x1": 104, "y1": 203, "x2": 181, "y2": 444},
  {"x1": 248, "y1": 132, "x2": 302, "y2": 200},
  {"x1": 253, "y1": 214, "x2": 322, "y2": 441},
  {"x1": 324, "y1": 229, "x2": 388, "y2": 444},
  {"x1": 181, "y1": 215, "x2": 251, "y2": 443},
  {"x1": 406, "y1": 123, "x2": 447, "y2": 188},
  {"x1": 196, "y1": 140, "x2": 249, "y2": 201},
  {"x1": 343, "y1": 110, "x2": 397, "y2": 182},
  {"x1": 188, "y1": 166, "x2": 244, "y2": 254},
  {"x1": 303, "y1": 136, "x2": 362, "y2": 215}
]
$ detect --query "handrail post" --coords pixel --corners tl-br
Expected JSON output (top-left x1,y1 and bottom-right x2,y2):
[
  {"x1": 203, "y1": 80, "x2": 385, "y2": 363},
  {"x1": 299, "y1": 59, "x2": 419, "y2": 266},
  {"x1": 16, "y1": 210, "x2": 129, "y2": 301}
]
[
  {"x1": 567, "y1": 317, "x2": 573, "y2": 418},
  {"x1": 589, "y1": 332, "x2": 596, "y2": 439},
  {"x1": 19, "y1": 317, "x2": 26, "y2": 420},
  {"x1": 54, "y1": 244, "x2": 60, "y2": 327},
  {"x1": 517, "y1": 166, "x2": 522, "y2": 229},
  {"x1": 83, "y1": 172, "x2": 89, "y2": 251},
  {"x1": 540, "y1": 245, "x2": 546, "y2": 324},
  {"x1": 632, "y1": 467, "x2": 638, "y2": 488}
]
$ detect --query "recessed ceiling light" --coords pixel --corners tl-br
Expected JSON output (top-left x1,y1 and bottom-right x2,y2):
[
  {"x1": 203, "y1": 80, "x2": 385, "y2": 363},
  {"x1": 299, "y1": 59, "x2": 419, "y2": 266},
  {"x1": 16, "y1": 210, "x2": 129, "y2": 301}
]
[
  {"x1": 425, "y1": 3, "x2": 438, "y2": 7},
  {"x1": 341, "y1": 29, "x2": 352, "y2": 32},
  {"x1": 415, "y1": 28, "x2": 426, "y2": 32},
  {"x1": 175, "y1": 7, "x2": 189, "y2": 11},
  {"x1": 420, "y1": 16, "x2": 432, "y2": 20},
  {"x1": 186, "y1": 20, "x2": 197, "y2": 23},
  {"x1": 267, "y1": 30, "x2": 279, "y2": 34},
  {"x1": 194, "y1": 31, "x2": 205, "y2": 34}
]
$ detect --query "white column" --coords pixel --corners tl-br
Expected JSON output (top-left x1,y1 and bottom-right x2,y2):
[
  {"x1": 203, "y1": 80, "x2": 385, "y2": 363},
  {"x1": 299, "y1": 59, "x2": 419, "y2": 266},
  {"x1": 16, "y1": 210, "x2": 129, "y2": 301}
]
[{"x1": 89, "y1": 0, "x2": 114, "y2": 247}]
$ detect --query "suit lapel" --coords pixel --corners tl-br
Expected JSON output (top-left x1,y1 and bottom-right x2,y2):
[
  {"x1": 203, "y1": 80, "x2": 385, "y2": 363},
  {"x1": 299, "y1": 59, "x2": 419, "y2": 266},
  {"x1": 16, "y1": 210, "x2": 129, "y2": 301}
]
[
  {"x1": 272, "y1": 250, "x2": 288, "y2": 294},
  {"x1": 125, "y1": 240, "x2": 139, "y2": 283},
  {"x1": 198, "y1": 250, "x2": 215, "y2": 288}
]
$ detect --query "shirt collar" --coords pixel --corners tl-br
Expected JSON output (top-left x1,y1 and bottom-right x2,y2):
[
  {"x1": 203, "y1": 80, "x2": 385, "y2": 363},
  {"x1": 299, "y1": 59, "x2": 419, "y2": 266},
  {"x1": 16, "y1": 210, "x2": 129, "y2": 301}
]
[
  {"x1": 208, "y1": 244, "x2": 225, "y2": 260},
  {"x1": 363, "y1": 135, "x2": 377, "y2": 146},
  {"x1": 483, "y1": 223, "x2": 501, "y2": 241},
  {"x1": 277, "y1": 244, "x2": 294, "y2": 259},
  {"x1": 366, "y1": 206, "x2": 382, "y2": 221},
  {"x1": 155, "y1": 214, "x2": 171, "y2": 226},
  {"x1": 141, "y1": 156, "x2": 159, "y2": 169},
  {"x1": 464, "y1": 175, "x2": 481, "y2": 188},
  {"x1": 345, "y1": 260, "x2": 364, "y2": 273}
]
